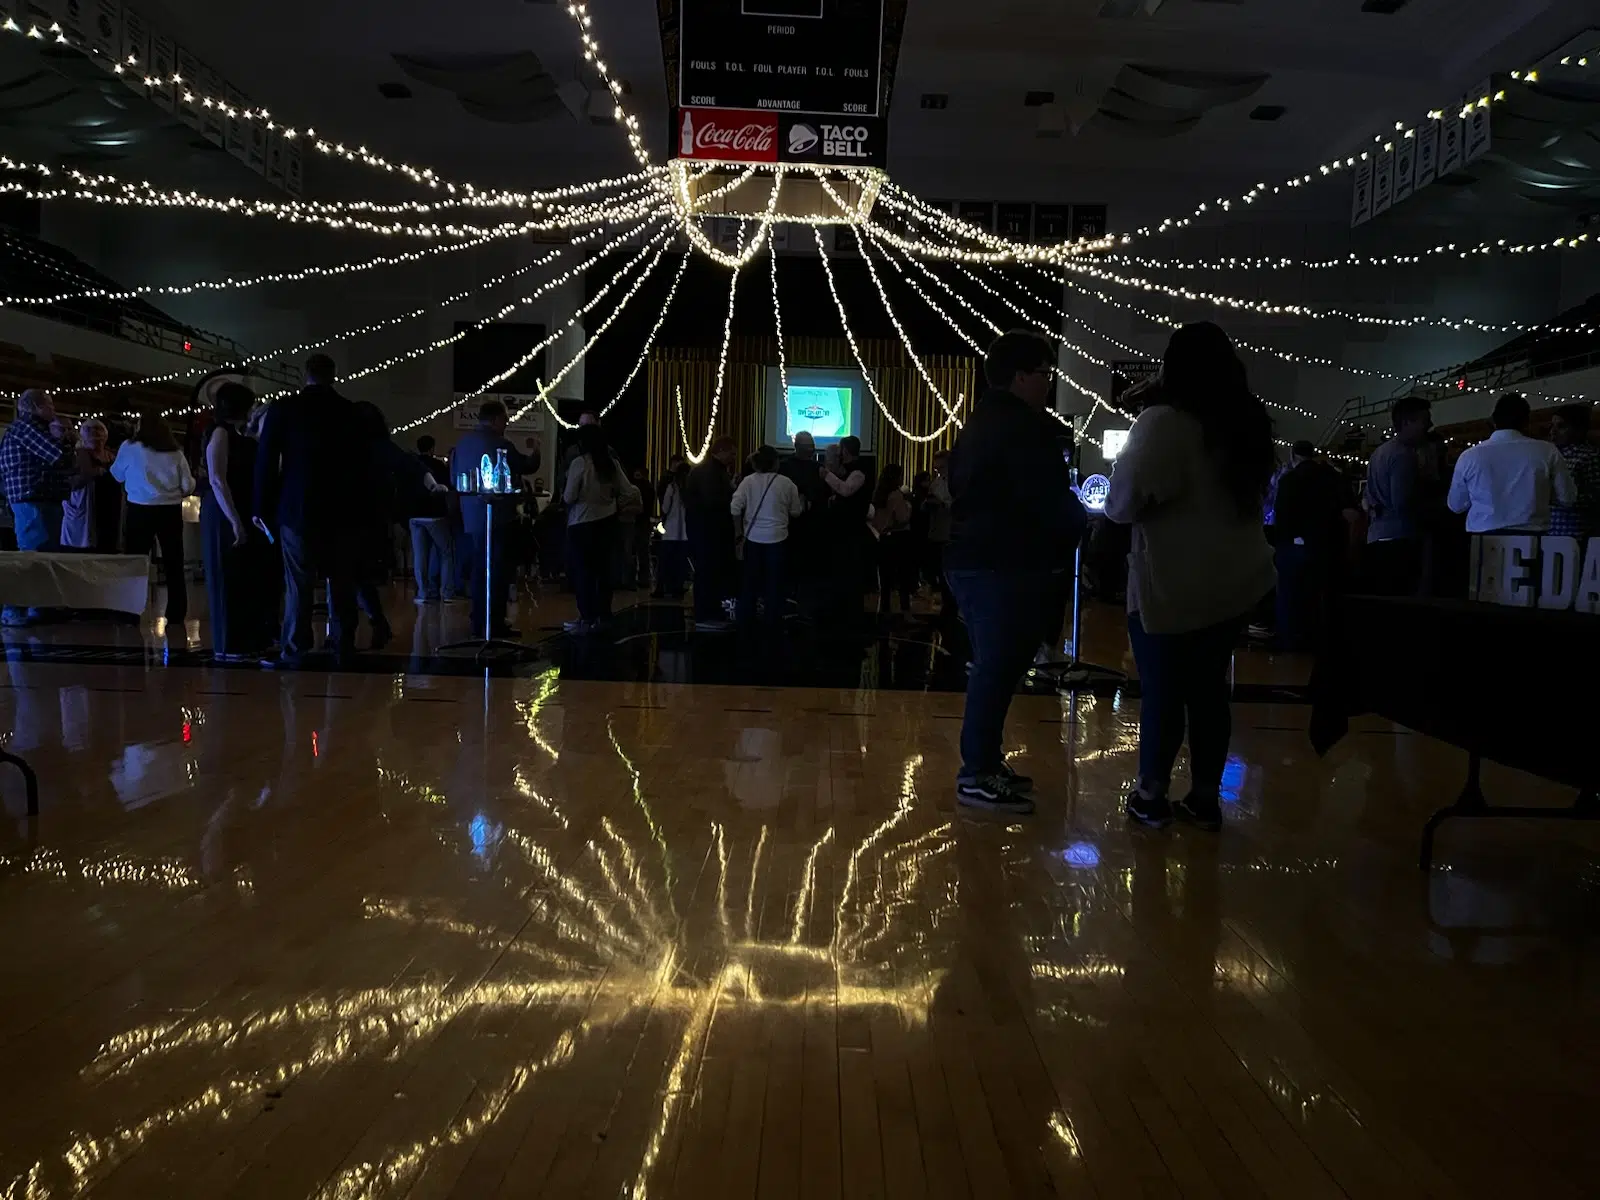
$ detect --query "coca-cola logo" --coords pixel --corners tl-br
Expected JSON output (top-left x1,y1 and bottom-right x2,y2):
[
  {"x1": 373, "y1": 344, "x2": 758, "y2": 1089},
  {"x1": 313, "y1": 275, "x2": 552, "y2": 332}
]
[
  {"x1": 698, "y1": 120, "x2": 775, "y2": 153},
  {"x1": 679, "y1": 108, "x2": 778, "y2": 163}
]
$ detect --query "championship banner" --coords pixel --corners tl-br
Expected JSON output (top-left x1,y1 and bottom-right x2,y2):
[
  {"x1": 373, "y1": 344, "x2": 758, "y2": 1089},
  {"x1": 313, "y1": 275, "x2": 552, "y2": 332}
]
[{"x1": 662, "y1": 0, "x2": 907, "y2": 169}]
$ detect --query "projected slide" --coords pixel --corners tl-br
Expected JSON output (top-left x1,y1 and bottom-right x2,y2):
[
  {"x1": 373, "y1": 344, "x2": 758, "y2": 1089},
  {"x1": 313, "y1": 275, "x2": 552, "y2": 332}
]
[
  {"x1": 786, "y1": 385, "x2": 852, "y2": 441},
  {"x1": 763, "y1": 366, "x2": 873, "y2": 452}
]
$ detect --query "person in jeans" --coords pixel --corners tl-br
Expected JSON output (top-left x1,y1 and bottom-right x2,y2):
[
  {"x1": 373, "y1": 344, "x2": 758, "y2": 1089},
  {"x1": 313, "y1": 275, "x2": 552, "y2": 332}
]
[
  {"x1": 944, "y1": 331, "x2": 1088, "y2": 814},
  {"x1": 562, "y1": 423, "x2": 637, "y2": 635},
  {"x1": 685, "y1": 436, "x2": 738, "y2": 631},
  {"x1": 731, "y1": 443, "x2": 804, "y2": 635},
  {"x1": 0, "y1": 388, "x2": 75, "y2": 626},
  {"x1": 112, "y1": 407, "x2": 196, "y2": 628},
  {"x1": 254, "y1": 354, "x2": 365, "y2": 665},
  {"x1": 1360, "y1": 395, "x2": 1434, "y2": 596},
  {"x1": 1105, "y1": 322, "x2": 1276, "y2": 831},
  {"x1": 1549, "y1": 403, "x2": 1600, "y2": 538}
]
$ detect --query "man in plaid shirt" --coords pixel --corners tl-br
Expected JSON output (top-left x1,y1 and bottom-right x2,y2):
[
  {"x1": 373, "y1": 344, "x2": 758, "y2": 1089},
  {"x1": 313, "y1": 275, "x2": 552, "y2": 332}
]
[
  {"x1": 0, "y1": 388, "x2": 75, "y2": 626},
  {"x1": 1550, "y1": 404, "x2": 1600, "y2": 539}
]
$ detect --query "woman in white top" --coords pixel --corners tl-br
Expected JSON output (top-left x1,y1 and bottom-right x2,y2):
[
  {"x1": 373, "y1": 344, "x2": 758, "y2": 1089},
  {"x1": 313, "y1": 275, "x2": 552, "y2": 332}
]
[
  {"x1": 730, "y1": 443, "x2": 805, "y2": 633},
  {"x1": 562, "y1": 423, "x2": 640, "y2": 633},
  {"x1": 654, "y1": 459, "x2": 691, "y2": 600},
  {"x1": 110, "y1": 407, "x2": 196, "y2": 625},
  {"x1": 1104, "y1": 322, "x2": 1276, "y2": 832}
]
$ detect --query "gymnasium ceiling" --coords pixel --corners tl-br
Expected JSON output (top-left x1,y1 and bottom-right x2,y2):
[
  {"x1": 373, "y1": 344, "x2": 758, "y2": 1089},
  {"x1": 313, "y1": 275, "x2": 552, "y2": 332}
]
[{"x1": 21, "y1": 0, "x2": 1600, "y2": 219}]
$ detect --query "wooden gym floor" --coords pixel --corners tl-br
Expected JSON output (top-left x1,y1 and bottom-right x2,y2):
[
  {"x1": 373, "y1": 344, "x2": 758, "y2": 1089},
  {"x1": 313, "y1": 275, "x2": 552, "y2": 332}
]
[{"x1": 1, "y1": 585, "x2": 1597, "y2": 1198}]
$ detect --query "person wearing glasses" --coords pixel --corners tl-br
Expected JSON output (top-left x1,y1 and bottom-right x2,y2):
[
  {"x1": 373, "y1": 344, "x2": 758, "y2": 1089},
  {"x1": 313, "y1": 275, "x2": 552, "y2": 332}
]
[{"x1": 944, "y1": 332, "x2": 1087, "y2": 814}]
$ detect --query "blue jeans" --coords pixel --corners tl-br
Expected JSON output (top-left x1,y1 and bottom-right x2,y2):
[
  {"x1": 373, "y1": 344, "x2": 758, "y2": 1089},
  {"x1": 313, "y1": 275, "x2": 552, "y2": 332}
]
[
  {"x1": 4, "y1": 500, "x2": 63, "y2": 624},
  {"x1": 409, "y1": 518, "x2": 456, "y2": 601},
  {"x1": 1126, "y1": 612, "x2": 1244, "y2": 798},
  {"x1": 946, "y1": 569, "x2": 1050, "y2": 779}
]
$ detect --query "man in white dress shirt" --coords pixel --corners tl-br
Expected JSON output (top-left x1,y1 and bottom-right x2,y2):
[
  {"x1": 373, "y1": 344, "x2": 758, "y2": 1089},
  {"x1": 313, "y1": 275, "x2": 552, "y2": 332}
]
[{"x1": 1447, "y1": 393, "x2": 1577, "y2": 533}]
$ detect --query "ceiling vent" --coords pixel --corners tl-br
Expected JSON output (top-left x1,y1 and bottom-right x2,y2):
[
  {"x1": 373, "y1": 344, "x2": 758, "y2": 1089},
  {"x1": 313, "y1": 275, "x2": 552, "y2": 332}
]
[
  {"x1": 920, "y1": 93, "x2": 948, "y2": 110},
  {"x1": 1249, "y1": 104, "x2": 1286, "y2": 121}
]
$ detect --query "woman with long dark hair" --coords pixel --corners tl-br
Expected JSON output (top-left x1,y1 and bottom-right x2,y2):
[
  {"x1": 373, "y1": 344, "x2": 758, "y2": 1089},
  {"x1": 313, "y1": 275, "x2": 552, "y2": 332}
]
[
  {"x1": 870, "y1": 463, "x2": 914, "y2": 616},
  {"x1": 1105, "y1": 322, "x2": 1276, "y2": 832},
  {"x1": 200, "y1": 382, "x2": 273, "y2": 659},
  {"x1": 562, "y1": 422, "x2": 638, "y2": 634},
  {"x1": 111, "y1": 407, "x2": 195, "y2": 627}
]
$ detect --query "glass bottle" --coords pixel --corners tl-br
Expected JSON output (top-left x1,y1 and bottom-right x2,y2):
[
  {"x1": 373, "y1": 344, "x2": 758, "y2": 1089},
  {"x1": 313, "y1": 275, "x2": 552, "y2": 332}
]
[{"x1": 495, "y1": 448, "x2": 511, "y2": 493}]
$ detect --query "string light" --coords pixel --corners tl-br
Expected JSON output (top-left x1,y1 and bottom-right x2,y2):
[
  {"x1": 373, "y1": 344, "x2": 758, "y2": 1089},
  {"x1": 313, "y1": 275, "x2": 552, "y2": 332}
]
[
  {"x1": 770, "y1": 242, "x2": 789, "y2": 398},
  {"x1": 153, "y1": 206, "x2": 665, "y2": 417},
  {"x1": 680, "y1": 169, "x2": 786, "y2": 268},
  {"x1": 855, "y1": 230, "x2": 960, "y2": 425},
  {"x1": 812, "y1": 226, "x2": 960, "y2": 444},
  {"x1": 388, "y1": 215, "x2": 675, "y2": 432},
  {"x1": 676, "y1": 254, "x2": 744, "y2": 464},
  {"x1": 1096, "y1": 231, "x2": 1596, "y2": 273},
  {"x1": 593, "y1": 250, "x2": 692, "y2": 421},
  {"x1": 862, "y1": 229, "x2": 985, "y2": 353},
  {"x1": 559, "y1": 1, "x2": 657, "y2": 173},
  {"x1": 469, "y1": 225, "x2": 674, "y2": 401},
  {"x1": 510, "y1": 237, "x2": 674, "y2": 425}
]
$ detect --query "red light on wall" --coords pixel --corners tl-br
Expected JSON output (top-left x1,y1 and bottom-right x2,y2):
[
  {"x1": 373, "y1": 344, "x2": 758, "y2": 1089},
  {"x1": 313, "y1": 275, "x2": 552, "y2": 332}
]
[
  {"x1": 183, "y1": 340, "x2": 192, "y2": 353},
  {"x1": 182, "y1": 721, "x2": 192, "y2": 744},
  {"x1": 1457, "y1": 377, "x2": 1467, "y2": 390}
]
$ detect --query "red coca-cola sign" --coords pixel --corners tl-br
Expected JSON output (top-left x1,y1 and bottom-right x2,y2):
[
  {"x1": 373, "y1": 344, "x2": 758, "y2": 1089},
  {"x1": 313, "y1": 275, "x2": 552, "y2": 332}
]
[{"x1": 676, "y1": 108, "x2": 778, "y2": 164}]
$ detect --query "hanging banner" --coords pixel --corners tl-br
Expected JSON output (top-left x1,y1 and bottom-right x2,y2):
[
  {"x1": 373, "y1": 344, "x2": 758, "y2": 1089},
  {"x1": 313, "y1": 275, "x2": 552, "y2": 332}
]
[
  {"x1": 265, "y1": 127, "x2": 287, "y2": 189},
  {"x1": 1438, "y1": 106, "x2": 1465, "y2": 177},
  {"x1": 996, "y1": 202, "x2": 1032, "y2": 238},
  {"x1": 119, "y1": 4, "x2": 148, "y2": 93},
  {"x1": 1034, "y1": 203, "x2": 1070, "y2": 244},
  {"x1": 1392, "y1": 134, "x2": 1417, "y2": 205},
  {"x1": 225, "y1": 84, "x2": 250, "y2": 164},
  {"x1": 957, "y1": 200, "x2": 994, "y2": 232},
  {"x1": 198, "y1": 63, "x2": 225, "y2": 146},
  {"x1": 1413, "y1": 121, "x2": 1440, "y2": 190},
  {"x1": 174, "y1": 45, "x2": 202, "y2": 130},
  {"x1": 1071, "y1": 204, "x2": 1108, "y2": 240},
  {"x1": 283, "y1": 138, "x2": 304, "y2": 197},
  {"x1": 1463, "y1": 80, "x2": 1492, "y2": 164},
  {"x1": 90, "y1": 0, "x2": 119, "y2": 60},
  {"x1": 1371, "y1": 145, "x2": 1395, "y2": 218},
  {"x1": 1350, "y1": 155, "x2": 1374, "y2": 227},
  {"x1": 147, "y1": 29, "x2": 175, "y2": 111}
]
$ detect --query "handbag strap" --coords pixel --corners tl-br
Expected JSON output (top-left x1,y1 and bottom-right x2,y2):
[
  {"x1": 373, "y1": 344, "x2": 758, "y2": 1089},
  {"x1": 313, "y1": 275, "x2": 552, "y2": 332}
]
[{"x1": 744, "y1": 474, "x2": 779, "y2": 540}]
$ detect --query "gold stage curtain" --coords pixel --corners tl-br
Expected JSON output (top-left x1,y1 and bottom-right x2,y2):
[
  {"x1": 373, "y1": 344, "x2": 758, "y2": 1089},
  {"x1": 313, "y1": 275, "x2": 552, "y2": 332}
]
[{"x1": 645, "y1": 336, "x2": 976, "y2": 482}]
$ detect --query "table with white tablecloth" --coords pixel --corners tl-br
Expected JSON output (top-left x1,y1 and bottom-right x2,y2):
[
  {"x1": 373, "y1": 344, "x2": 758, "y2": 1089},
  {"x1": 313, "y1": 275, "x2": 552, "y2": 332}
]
[{"x1": 0, "y1": 551, "x2": 152, "y2": 614}]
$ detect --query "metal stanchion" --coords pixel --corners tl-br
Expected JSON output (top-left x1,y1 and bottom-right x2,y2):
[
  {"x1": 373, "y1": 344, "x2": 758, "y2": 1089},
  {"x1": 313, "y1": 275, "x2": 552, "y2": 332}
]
[{"x1": 1056, "y1": 542, "x2": 1127, "y2": 690}]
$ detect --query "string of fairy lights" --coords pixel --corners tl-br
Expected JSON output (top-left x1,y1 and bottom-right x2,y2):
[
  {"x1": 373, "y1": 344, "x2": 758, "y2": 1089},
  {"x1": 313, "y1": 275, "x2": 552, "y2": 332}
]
[{"x1": 8, "y1": 0, "x2": 1592, "y2": 469}]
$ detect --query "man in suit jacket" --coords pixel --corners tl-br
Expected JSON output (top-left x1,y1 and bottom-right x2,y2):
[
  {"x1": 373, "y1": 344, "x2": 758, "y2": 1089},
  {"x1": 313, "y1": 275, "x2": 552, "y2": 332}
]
[{"x1": 254, "y1": 353, "x2": 365, "y2": 665}]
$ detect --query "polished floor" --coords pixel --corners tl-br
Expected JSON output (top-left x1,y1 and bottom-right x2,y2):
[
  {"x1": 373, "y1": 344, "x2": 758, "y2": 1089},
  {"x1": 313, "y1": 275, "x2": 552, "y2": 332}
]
[{"x1": 2, "y1": 586, "x2": 1598, "y2": 1197}]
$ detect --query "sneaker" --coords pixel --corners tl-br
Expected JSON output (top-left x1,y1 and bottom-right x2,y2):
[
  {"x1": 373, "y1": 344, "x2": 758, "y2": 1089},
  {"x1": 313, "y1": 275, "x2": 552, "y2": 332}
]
[
  {"x1": 1125, "y1": 787, "x2": 1173, "y2": 828},
  {"x1": 1000, "y1": 764, "x2": 1035, "y2": 793},
  {"x1": 414, "y1": 596, "x2": 440, "y2": 607},
  {"x1": 1246, "y1": 623, "x2": 1273, "y2": 641},
  {"x1": 1174, "y1": 792, "x2": 1223, "y2": 832},
  {"x1": 693, "y1": 619, "x2": 734, "y2": 633},
  {"x1": 957, "y1": 772, "x2": 1036, "y2": 815}
]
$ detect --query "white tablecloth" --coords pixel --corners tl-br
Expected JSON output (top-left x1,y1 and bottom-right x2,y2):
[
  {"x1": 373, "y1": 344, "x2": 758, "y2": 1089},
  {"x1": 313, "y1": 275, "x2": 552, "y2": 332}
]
[{"x1": 0, "y1": 552, "x2": 152, "y2": 614}]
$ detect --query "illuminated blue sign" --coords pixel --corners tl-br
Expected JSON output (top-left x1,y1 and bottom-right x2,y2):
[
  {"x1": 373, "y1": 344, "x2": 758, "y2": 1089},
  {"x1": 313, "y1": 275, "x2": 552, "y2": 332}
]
[{"x1": 1078, "y1": 473, "x2": 1111, "y2": 514}]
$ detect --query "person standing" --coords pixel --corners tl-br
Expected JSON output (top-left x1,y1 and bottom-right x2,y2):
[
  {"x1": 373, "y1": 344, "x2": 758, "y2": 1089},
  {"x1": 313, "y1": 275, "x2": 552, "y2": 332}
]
[
  {"x1": 870, "y1": 463, "x2": 914, "y2": 617},
  {"x1": 60, "y1": 419, "x2": 114, "y2": 549},
  {"x1": 450, "y1": 399, "x2": 539, "y2": 639},
  {"x1": 352, "y1": 401, "x2": 409, "y2": 652},
  {"x1": 630, "y1": 466, "x2": 656, "y2": 590},
  {"x1": 1549, "y1": 403, "x2": 1599, "y2": 538},
  {"x1": 1271, "y1": 440, "x2": 1356, "y2": 651},
  {"x1": 112, "y1": 407, "x2": 196, "y2": 628},
  {"x1": 254, "y1": 354, "x2": 366, "y2": 665},
  {"x1": 945, "y1": 332, "x2": 1087, "y2": 814},
  {"x1": 1361, "y1": 395, "x2": 1434, "y2": 596},
  {"x1": 1447, "y1": 392, "x2": 1577, "y2": 533},
  {"x1": 654, "y1": 460, "x2": 691, "y2": 600},
  {"x1": 407, "y1": 442, "x2": 457, "y2": 607},
  {"x1": 0, "y1": 388, "x2": 75, "y2": 626},
  {"x1": 1104, "y1": 322, "x2": 1276, "y2": 832},
  {"x1": 416, "y1": 435, "x2": 449, "y2": 487},
  {"x1": 731, "y1": 444, "x2": 804, "y2": 635},
  {"x1": 562, "y1": 423, "x2": 637, "y2": 634},
  {"x1": 685, "y1": 436, "x2": 738, "y2": 631},
  {"x1": 925, "y1": 448, "x2": 958, "y2": 629},
  {"x1": 200, "y1": 382, "x2": 272, "y2": 660},
  {"x1": 780, "y1": 431, "x2": 828, "y2": 614},
  {"x1": 820, "y1": 435, "x2": 873, "y2": 626}
]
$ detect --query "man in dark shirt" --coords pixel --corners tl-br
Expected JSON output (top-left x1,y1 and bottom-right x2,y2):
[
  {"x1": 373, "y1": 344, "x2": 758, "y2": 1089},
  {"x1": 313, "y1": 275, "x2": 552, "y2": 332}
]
[
  {"x1": 449, "y1": 399, "x2": 539, "y2": 638},
  {"x1": 684, "y1": 436, "x2": 738, "y2": 630},
  {"x1": 254, "y1": 354, "x2": 366, "y2": 665},
  {"x1": 781, "y1": 431, "x2": 827, "y2": 613},
  {"x1": 416, "y1": 435, "x2": 449, "y2": 488},
  {"x1": 945, "y1": 331, "x2": 1088, "y2": 814},
  {"x1": 1271, "y1": 440, "x2": 1355, "y2": 651}
]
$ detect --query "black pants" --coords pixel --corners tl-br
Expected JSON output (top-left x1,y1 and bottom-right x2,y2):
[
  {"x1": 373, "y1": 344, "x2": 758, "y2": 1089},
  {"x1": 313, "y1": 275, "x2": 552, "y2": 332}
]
[
  {"x1": 739, "y1": 539, "x2": 787, "y2": 632},
  {"x1": 688, "y1": 521, "x2": 734, "y2": 622},
  {"x1": 569, "y1": 516, "x2": 617, "y2": 622},
  {"x1": 1127, "y1": 611, "x2": 1245, "y2": 798},
  {"x1": 200, "y1": 499, "x2": 273, "y2": 656},
  {"x1": 657, "y1": 540, "x2": 689, "y2": 598},
  {"x1": 280, "y1": 525, "x2": 358, "y2": 660},
  {"x1": 125, "y1": 502, "x2": 187, "y2": 624},
  {"x1": 1360, "y1": 538, "x2": 1423, "y2": 597},
  {"x1": 877, "y1": 532, "x2": 914, "y2": 613}
]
